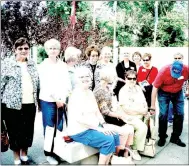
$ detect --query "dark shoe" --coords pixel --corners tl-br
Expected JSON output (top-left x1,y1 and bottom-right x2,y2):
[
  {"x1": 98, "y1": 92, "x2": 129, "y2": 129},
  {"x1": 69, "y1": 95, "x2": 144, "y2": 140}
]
[
  {"x1": 21, "y1": 160, "x2": 29, "y2": 165},
  {"x1": 158, "y1": 139, "x2": 166, "y2": 147},
  {"x1": 170, "y1": 138, "x2": 186, "y2": 147}
]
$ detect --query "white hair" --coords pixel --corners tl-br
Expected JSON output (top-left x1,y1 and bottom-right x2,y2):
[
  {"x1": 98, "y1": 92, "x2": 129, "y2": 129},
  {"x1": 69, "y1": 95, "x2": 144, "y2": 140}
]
[
  {"x1": 100, "y1": 46, "x2": 112, "y2": 57},
  {"x1": 44, "y1": 38, "x2": 61, "y2": 50},
  {"x1": 64, "y1": 46, "x2": 80, "y2": 62},
  {"x1": 74, "y1": 66, "x2": 91, "y2": 80},
  {"x1": 100, "y1": 66, "x2": 117, "y2": 83}
]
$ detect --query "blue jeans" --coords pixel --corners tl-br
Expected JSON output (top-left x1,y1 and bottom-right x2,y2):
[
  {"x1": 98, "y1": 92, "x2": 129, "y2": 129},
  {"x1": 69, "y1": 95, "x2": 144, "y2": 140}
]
[
  {"x1": 168, "y1": 101, "x2": 173, "y2": 123},
  {"x1": 158, "y1": 89, "x2": 184, "y2": 140},
  {"x1": 40, "y1": 100, "x2": 64, "y2": 135},
  {"x1": 70, "y1": 129, "x2": 120, "y2": 155}
]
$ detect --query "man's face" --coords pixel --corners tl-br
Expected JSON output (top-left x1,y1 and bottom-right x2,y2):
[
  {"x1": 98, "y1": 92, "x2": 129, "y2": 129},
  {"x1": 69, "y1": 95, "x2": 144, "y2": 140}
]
[{"x1": 174, "y1": 54, "x2": 183, "y2": 62}]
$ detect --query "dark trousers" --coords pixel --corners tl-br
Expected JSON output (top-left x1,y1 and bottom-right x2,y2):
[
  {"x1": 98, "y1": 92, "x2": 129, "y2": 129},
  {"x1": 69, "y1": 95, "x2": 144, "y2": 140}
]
[
  {"x1": 2, "y1": 103, "x2": 36, "y2": 151},
  {"x1": 158, "y1": 89, "x2": 184, "y2": 140}
]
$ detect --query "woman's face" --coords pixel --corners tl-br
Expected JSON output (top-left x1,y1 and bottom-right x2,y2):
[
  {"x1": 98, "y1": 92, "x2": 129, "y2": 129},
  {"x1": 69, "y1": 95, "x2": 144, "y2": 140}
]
[
  {"x1": 126, "y1": 74, "x2": 137, "y2": 87},
  {"x1": 15, "y1": 44, "x2": 30, "y2": 60},
  {"x1": 143, "y1": 56, "x2": 151, "y2": 67},
  {"x1": 101, "y1": 50, "x2": 112, "y2": 64},
  {"x1": 46, "y1": 44, "x2": 60, "y2": 58},
  {"x1": 121, "y1": 51, "x2": 130, "y2": 61},
  {"x1": 89, "y1": 51, "x2": 99, "y2": 65},
  {"x1": 133, "y1": 54, "x2": 141, "y2": 63},
  {"x1": 78, "y1": 72, "x2": 91, "y2": 90}
]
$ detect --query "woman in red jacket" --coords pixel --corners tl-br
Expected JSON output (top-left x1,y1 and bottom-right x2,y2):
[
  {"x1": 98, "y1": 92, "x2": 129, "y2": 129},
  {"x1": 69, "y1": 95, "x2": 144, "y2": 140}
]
[{"x1": 137, "y1": 53, "x2": 158, "y2": 107}]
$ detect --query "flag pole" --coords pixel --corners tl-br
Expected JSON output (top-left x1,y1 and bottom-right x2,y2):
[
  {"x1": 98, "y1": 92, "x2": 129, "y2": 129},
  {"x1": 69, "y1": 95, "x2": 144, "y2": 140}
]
[
  {"x1": 154, "y1": 1, "x2": 158, "y2": 47},
  {"x1": 113, "y1": 1, "x2": 118, "y2": 66}
]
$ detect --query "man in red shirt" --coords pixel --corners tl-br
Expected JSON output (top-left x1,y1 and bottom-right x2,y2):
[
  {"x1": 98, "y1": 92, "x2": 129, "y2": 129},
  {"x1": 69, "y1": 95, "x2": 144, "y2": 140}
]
[{"x1": 150, "y1": 60, "x2": 188, "y2": 147}]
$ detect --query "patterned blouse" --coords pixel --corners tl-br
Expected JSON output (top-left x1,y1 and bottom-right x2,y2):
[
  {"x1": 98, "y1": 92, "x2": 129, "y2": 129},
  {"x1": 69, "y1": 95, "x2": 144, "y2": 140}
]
[
  {"x1": 82, "y1": 61, "x2": 103, "y2": 91},
  {"x1": 93, "y1": 84, "x2": 113, "y2": 116},
  {"x1": 1, "y1": 56, "x2": 40, "y2": 110}
]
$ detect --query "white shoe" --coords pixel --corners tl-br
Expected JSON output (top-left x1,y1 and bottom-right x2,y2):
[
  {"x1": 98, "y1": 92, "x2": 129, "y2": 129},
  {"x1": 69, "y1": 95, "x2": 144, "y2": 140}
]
[
  {"x1": 46, "y1": 156, "x2": 58, "y2": 165},
  {"x1": 168, "y1": 122, "x2": 173, "y2": 127},
  {"x1": 132, "y1": 150, "x2": 141, "y2": 161}
]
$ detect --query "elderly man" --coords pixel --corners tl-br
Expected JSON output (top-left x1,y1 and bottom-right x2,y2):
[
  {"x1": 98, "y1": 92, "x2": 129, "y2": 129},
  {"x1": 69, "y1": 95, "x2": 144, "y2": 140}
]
[{"x1": 150, "y1": 58, "x2": 189, "y2": 147}]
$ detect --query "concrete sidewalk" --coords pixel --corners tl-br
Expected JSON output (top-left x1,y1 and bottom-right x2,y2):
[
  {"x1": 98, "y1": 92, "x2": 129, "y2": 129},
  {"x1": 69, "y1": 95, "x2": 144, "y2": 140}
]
[{"x1": 1, "y1": 100, "x2": 188, "y2": 165}]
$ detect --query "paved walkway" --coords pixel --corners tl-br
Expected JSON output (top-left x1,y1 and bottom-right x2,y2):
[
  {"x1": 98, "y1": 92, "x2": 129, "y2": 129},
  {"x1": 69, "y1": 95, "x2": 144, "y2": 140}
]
[{"x1": 1, "y1": 100, "x2": 188, "y2": 165}]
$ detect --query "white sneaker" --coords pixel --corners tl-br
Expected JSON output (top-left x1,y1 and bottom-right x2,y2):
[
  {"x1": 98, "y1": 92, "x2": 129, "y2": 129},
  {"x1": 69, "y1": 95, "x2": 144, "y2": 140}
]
[
  {"x1": 132, "y1": 150, "x2": 141, "y2": 161},
  {"x1": 46, "y1": 156, "x2": 58, "y2": 165}
]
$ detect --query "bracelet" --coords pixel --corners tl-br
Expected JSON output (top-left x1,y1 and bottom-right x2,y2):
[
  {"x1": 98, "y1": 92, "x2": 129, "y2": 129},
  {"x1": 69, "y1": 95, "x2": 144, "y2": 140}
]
[{"x1": 148, "y1": 108, "x2": 155, "y2": 111}]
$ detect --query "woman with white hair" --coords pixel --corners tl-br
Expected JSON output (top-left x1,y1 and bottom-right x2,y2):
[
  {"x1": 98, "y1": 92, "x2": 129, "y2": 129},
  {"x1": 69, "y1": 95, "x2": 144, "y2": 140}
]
[
  {"x1": 93, "y1": 66, "x2": 135, "y2": 161},
  {"x1": 64, "y1": 46, "x2": 81, "y2": 91},
  {"x1": 67, "y1": 66, "x2": 122, "y2": 164},
  {"x1": 38, "y1": 38, "x2": 71, "y2": 165},
  {"x1": 99, "y1": 46, "x2": 126, "y2": 88}
]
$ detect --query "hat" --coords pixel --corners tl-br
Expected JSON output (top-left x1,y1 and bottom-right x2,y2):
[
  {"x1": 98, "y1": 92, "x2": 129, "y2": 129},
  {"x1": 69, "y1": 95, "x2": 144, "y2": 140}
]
[{"x1": 170, "y1": 61, "x2": 183, "y2": 78}]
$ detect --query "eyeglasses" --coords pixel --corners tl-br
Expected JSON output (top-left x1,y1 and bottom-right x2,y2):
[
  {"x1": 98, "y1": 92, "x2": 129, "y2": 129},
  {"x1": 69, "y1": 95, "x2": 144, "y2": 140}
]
[
  {"x1": 143, "y1": 59, "x2": 150, "y2": 62},
  {"x1": 127, "y1": 77, "x2": 136, "y2": 81},
  {"x1": 174, "y1": 58, "x2": 182, "y2": 60},
  {"x1": 17, "y1": 47, "x2": 29, "y2": 51}
]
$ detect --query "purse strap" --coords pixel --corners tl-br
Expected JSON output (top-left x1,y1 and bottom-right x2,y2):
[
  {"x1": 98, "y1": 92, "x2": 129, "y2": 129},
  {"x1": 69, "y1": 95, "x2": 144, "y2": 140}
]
[{"x1": 145, "y1": 66, "x2": 153, "y2": 80}]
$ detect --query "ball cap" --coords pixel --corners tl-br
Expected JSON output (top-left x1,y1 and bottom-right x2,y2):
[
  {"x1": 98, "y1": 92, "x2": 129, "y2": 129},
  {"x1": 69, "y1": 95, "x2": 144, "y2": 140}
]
[{"x1": 170, "y1": 61, "x2": 183, "y2": 78}]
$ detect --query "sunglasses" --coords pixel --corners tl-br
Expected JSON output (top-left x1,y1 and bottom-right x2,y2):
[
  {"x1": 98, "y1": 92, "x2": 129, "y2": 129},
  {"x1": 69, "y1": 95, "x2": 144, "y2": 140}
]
[
  {"x1": 174, "y1": 58, "x2": 182, "y2": 60},
  {"x1": 17, "y1": 47, "x2": 29, "y2": 51},
  {"x1": 127, "y1": 77, "x2": 136, "y2": 81},
  {"x1": 143, "y1": 59, "x2": 150, "y2": 62}
]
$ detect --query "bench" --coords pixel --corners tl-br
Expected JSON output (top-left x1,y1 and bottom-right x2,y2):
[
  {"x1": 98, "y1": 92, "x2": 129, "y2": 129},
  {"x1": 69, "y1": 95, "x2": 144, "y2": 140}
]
[{"x1": 53, "y1": 130, "x2": 99, "y2": 164}]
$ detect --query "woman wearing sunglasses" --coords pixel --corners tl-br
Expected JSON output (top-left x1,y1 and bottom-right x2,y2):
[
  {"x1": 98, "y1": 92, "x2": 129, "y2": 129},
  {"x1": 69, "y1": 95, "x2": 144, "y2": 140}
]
[
  {"x1": 1, "y1": 37, "x2": 40, "y2": 165},
  {"x1": 93, "y1": 67, "x2": 134, "y2": 163},
  {"x1": 119, "y1": 70, "x2": 148, "y2": 161},
  {"x1": 137, "y1": 53, "x2": 158, "y2": 107}
]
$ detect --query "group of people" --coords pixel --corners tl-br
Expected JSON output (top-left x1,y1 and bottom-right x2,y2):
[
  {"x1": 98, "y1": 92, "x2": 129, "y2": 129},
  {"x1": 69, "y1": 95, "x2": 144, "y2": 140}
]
[{"x1": 1, "y1": 37, "x2": 188, "y2": 165}]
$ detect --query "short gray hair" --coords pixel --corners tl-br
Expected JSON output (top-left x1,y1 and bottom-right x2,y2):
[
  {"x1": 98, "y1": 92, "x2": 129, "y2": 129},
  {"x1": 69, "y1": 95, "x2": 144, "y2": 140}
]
[
  {"x1": 64, "y1": 46, "x2": 81, "y2": 62},
  {"x1": 44, "y1": 38, "x2": 61, "y2": 51},
  {"x1": 100, "y1": 66, "x2": 117, "y2": 83}
]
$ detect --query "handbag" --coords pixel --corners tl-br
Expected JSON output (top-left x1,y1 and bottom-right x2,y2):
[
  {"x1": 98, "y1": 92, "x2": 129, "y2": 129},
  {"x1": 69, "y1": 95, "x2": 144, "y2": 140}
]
[
  {"x1": 111, "y1": 147, "x2": 135, "y2": 165},
  {"x1": 44, "y1": 106, "x2": 68, "y2": 152},
  {"x1": 1, "y1": 120, "x2": 9, "y2": 152},
  {"x1": 140, "y1": 114, "x2": 156, "y2": 157}
]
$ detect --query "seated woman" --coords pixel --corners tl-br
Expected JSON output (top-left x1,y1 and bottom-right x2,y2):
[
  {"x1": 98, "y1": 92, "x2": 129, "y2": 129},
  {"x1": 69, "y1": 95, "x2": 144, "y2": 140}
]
[
  {"x1": 119, "y1": 70, "x2": 148, "y2": 161},
  {"x1": 67, "y1": 67, "x2": 122, "y2": 165},
  {"x1": 93, "y1": 66, "x2": 134, "y2": 159}
]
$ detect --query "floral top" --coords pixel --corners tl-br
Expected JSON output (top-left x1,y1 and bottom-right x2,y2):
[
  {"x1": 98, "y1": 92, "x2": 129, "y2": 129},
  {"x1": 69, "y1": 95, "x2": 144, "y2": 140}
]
[
  {"x1": 1, "y1": 56, "x2": 40, "y2": 110},
  {"x1": 82, "y1": 61, "x2": 103, "y2": 91},
  {"x1": 93, "y1": 84, "x2": 113, "y2": 116}
]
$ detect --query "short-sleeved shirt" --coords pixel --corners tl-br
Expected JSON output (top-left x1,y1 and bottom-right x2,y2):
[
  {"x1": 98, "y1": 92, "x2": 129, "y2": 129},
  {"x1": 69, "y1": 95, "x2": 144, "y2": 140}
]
[
  {"x1": 137, "y1": 66, "x2": 158, "y2": 85},
  {"x1": 153, "y1": 64, "x2": 189, "y2": 93}
]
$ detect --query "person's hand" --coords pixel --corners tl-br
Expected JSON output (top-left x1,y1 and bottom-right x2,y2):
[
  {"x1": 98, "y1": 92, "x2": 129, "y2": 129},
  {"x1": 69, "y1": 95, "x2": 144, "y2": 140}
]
[
  {"x1": 148, "y1": 107, "x2": 156, "y2": 115},
  {"x1": 56, "y1": 101, "x2": 64, "y2": 108}
]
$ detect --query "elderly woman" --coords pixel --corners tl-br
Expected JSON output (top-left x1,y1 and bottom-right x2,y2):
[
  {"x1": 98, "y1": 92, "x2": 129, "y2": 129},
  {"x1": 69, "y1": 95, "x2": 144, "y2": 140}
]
[
  {"x1": 1, "y1": 37, "x2": 40, "y2": 165},
  {"x1": 38, "y1": 39, "x2": 71, "y2": 164},
  {"x1": 67, "y1": 66, "x2": 123, "y2": 165},
  {"x1": 132, "y1": 51, "x2": 142, "y2": 72},
  {"x1": 64, "y1": 46, "x2": 81, "y2": 91},
  {"x1": 137, "y1": 53, "x2": 158, "y2": 107},
  {"x1": 119, "y1": 70, "x2": 148, "y2": 161},
  {"x1": 114, "y1": 49, "x2": 137, "y2": 100},
  {"x1": 83, "y1": 45, "x2": 102, "y2": 91},
  {"x1": 93, "y1": 66, "x2": 134, "y2": 160}
]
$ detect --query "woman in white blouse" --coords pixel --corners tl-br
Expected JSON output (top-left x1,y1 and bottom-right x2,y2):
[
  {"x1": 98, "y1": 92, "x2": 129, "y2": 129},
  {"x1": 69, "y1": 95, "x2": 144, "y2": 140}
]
[
  {"x1": 38, "y1": 39, "x2": 71, "y2": 165},
  {"x1": 67, "y1": 67, "x2": 122, "y2": 165}
]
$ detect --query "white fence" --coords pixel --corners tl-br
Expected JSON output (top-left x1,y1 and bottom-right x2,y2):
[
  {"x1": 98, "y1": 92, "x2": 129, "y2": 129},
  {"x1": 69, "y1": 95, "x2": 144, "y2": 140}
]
[{"x1": 119, "y1": 47, "x2": 188, "y2": 70}]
